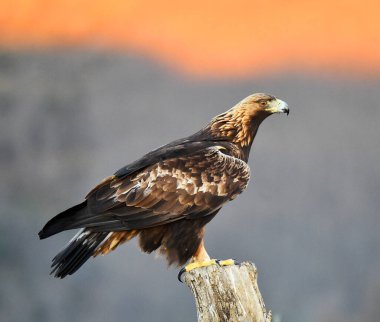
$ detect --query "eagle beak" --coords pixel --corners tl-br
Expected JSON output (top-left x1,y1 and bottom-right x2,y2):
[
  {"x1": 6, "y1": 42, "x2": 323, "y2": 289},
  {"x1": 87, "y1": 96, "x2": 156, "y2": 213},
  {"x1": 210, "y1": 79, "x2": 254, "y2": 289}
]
[{"x1": 266, "y1": 99, "x2": 289, "y2": 115}]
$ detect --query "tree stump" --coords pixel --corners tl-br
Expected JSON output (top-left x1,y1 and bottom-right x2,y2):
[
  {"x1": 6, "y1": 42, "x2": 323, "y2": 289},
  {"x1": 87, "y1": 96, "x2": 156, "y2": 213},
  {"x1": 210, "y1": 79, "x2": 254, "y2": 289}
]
[{"x1": 181, "y1": 261, "x2": 271, "y2": 322}]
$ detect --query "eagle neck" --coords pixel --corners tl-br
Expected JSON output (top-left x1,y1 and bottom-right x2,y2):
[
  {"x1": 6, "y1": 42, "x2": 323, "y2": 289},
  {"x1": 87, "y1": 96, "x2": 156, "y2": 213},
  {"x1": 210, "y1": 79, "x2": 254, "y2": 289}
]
[{"x1": 205, "y1": 104, "x2": 267, "y2": 160}]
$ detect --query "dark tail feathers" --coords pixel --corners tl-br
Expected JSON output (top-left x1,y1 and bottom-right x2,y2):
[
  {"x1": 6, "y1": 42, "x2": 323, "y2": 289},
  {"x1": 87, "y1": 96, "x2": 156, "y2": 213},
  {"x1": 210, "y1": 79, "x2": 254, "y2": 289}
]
[
  {"x1": 39, "y1": 201, "x2": 88, "y2": 239},
  {"x1": 39, "y1": 201, "x2": 109, "y2": 278},
  {"x1": 50, "y1": 229, "x2": 109, "y2": 278}
]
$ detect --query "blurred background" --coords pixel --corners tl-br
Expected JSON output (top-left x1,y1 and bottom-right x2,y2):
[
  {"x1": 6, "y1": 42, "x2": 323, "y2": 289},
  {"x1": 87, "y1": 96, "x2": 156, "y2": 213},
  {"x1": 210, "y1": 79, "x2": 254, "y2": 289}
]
[{"x1": 1, "y1": 1, "x2": 380, "y2": 321}]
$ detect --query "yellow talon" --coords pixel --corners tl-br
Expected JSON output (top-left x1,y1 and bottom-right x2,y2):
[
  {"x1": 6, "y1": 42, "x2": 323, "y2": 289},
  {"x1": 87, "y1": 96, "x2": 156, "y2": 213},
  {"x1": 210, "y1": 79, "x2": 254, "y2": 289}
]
[
  {"x1": 178, "y1": 258, "x2": 239, "y2": 282},
  {"x1": 184, "y1": 259, "x2": 218, "y2": 272},
  {"x1": 217, "y1": 259, "x2": 235, "y2": 266}
]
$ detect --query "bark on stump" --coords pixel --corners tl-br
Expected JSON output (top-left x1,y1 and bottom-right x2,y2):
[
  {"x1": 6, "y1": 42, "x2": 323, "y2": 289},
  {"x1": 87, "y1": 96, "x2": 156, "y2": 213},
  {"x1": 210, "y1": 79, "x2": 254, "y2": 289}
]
[{"x1": 181, "y1": 261, "x2": 271, "y2": 322}]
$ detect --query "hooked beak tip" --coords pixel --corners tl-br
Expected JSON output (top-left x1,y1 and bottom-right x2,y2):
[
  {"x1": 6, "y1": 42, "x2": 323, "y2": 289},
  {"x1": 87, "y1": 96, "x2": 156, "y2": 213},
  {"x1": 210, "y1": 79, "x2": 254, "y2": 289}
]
[{"x1": 277, "y1": 99, "x2": 289, "y2": 115}]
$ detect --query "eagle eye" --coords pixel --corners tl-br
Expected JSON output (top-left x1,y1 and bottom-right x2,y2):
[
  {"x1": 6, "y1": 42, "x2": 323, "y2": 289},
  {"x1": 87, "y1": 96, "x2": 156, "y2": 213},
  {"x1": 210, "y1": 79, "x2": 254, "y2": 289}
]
[{"x1": 259, "y1": 100, "x2": 268, "y2": 107}]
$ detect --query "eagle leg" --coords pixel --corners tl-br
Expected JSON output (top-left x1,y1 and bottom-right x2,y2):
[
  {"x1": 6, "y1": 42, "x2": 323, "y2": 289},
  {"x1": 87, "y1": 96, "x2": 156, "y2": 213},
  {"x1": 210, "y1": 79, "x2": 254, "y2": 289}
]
[{"x1": 177, "y1": 240, "x2": 238, "y2": 282}]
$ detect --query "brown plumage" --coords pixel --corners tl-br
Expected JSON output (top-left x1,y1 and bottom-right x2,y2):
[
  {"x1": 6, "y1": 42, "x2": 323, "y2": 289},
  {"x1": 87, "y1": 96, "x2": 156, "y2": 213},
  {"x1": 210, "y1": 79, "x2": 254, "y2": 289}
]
[{"x1": 39, "y1": 93, "x2": 289, "y2": 278}]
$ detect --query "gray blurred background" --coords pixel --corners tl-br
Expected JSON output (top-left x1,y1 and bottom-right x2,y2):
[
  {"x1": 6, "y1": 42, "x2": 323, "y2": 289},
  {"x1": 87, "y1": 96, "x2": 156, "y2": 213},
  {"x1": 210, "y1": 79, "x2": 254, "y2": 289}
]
[{"x1": 1, "y1": 50, "x2": 379, "y2": 322}]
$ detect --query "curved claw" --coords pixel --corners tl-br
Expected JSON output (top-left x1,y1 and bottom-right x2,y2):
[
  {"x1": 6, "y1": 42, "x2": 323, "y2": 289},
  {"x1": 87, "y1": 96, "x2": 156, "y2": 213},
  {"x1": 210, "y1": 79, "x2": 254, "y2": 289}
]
[{"x1": 178, "y1": 267, "x2": 186, "y2": 283}]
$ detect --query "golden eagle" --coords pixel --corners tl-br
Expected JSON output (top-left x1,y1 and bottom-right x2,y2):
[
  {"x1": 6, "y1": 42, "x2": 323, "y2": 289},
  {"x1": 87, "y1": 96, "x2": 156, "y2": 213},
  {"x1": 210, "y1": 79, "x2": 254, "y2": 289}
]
[{"x1": 39, "y1": 93, "x2": 289, "y2": 278}]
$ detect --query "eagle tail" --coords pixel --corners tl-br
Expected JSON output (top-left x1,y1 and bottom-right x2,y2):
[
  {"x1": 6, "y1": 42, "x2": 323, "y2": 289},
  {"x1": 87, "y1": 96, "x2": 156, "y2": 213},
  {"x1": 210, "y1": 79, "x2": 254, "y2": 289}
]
[
  {"x1": 38, "y1": 201, "x2": 88, "y2": 239},
  {"x1": 50, "y1": 229, "x2": 110, "y2": 278}
]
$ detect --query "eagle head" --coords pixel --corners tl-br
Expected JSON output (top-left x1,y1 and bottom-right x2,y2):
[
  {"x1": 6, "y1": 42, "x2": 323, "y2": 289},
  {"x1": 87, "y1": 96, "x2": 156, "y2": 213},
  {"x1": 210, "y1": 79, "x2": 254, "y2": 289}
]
[
  {"x1": 241, "y1": 93, "x2": 289, "y2": 116},
  {"x1": 206, "y1": 93, "x2": 289, "y2": 155}
]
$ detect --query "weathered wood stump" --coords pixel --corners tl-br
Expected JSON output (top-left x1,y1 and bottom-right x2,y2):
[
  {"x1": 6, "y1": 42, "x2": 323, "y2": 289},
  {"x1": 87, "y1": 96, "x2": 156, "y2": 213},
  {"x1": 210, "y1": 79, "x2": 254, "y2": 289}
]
[{"x1": 181, "y1": 261, "x2": 272, "y2": 322}]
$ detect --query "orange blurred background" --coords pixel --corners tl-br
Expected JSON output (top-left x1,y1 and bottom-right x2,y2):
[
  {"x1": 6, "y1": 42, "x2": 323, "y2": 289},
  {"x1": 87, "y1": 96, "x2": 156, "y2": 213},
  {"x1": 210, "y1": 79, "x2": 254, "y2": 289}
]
[
  {"x1": 1, "y1": 0, "x2": 379, "y2": 77},
  {"x1": 2, "y1": 2, "x2": 380, "y2": 322}
]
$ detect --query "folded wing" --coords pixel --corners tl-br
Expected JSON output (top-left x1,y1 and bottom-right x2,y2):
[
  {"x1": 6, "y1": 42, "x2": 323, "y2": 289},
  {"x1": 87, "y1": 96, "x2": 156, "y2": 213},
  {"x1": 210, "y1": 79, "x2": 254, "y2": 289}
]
[{"x1": 74, "y1": 146, "x2": 249, "y2": 231}]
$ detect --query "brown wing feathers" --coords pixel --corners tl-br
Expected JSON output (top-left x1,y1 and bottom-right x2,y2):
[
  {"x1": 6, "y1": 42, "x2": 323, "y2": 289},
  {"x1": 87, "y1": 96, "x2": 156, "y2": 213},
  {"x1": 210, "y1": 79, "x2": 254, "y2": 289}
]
[{"x1": 79, "y1": 148, "x2": 247, "y2": 231}]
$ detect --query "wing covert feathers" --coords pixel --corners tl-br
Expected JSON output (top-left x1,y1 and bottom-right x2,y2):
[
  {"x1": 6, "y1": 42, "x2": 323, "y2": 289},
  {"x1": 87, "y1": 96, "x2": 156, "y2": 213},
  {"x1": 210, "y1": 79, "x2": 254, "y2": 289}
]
[{"x1": 82, "y1": 147, "x2": 250, "y2": 231}]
